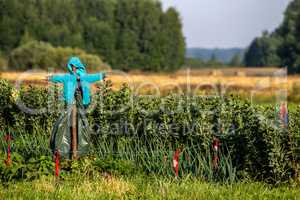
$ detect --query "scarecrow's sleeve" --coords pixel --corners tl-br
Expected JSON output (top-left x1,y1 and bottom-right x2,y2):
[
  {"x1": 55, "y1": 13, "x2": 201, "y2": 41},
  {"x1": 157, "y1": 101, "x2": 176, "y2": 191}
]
[
  {"x1": 49, "y1": 75, "x2": 66, "y2": 83},
  {"x1": 83, "y1": 73, "x2": 105, "y2": 83}
]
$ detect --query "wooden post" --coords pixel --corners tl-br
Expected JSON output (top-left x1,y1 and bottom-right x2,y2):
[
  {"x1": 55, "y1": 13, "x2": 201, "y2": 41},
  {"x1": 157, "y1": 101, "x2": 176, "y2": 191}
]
[{"x1": 71, "y1": 104, "x2": 78, "y2": 159}]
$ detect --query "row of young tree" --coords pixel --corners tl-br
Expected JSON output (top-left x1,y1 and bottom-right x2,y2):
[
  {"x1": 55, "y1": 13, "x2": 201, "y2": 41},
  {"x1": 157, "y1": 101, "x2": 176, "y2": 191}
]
[
  {"x1": 0, "y1": 0, "x2": 185, "y2": 71},
  {"x1": 185, "y1": 54, "x2": 242, "y2": 69},
  {"x1": 244, "y1": 0, "x2": 300, "y2": 74}
]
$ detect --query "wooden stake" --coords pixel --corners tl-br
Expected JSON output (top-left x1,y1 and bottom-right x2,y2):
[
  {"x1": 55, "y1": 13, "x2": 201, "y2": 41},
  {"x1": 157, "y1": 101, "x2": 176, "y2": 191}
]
[{"x1": 71, "y1": 104, "x2": 78, "y2": 159}]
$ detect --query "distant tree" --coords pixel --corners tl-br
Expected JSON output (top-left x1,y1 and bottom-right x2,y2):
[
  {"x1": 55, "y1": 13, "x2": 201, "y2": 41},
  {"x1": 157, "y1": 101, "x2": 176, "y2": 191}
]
[
  {"x1": 210, "y1": 53, "x2": 217, "y2": 62},
  {"x1": 84, "y1": 18, "x2": 116, "y2": 64},
  {"x1": 138, "y1": 0, "x2": 166, "y2": 71},
  {"x1": 244, "y1": 0, "x2": 300, "y2": 73},
  {"x1": 114, "y1": 0, "x2": 142, "y2": 70},
  {"x1": 229, "y1": 53, "x2": 242, "y2": 66},
  {"x1": 185, "y1": 58, "x2": 205, "y2": 68},
  {"x1": 160, "y1": 7, "x2": 186, "y2": 71},
  {"x1": 203, "y1": 53, "x2": 223, "y2": 67},
  {"x1": 244, "y1": 32, "x2": 281, "y2": 67},
  {"x1": 276, "y1": 0, "x2": 300, "y2": 73}
]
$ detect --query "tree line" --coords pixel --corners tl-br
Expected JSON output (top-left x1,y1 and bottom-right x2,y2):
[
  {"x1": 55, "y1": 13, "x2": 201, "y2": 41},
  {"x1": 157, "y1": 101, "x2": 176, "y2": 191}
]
[
  {"x1": 0, "y1": 0, "x2": 185, "y2": 71},
  {"x1": 244, "y1": 0, "x2": 300, "y2": 74}
]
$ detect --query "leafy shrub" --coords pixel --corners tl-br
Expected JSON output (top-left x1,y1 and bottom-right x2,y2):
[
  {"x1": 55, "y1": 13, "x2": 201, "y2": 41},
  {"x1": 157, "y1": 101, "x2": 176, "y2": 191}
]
[
  {"x1": 93, "y1": 158, "x2": 137, "y2": 176},
  {"x1": 0, "y1": 152, "x2": 26, "y2": 182},
  {"x1": 8, "y1": 41, "x2": 110, "y2": 71},
  {"x1": 0, "y1": 79, "x2": 298, "y2": 183},
  {"x1": 0, "y1": 152, "x2": 53, "y2": 182},
  {"x1": 0, "y1": 79, "x2": 16, "y2": 130},
  {"x1": 8, "y1": 41, "x2": 55, "y2": 70},
  {"x1": 54, "y1": 46, "x2": 110, "y2": 71}
]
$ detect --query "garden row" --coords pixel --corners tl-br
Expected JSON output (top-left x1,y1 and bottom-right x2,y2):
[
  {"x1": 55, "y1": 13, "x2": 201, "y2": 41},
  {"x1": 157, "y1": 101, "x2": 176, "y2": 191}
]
[{"x1": 0, "y1": 79, "x2": 299, "y2": 183}]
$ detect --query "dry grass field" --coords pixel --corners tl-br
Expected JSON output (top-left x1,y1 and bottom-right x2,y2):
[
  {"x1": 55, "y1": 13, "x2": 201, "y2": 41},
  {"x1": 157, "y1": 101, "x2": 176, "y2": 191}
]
[{"x1": 1, "y1": 67, "x2": 300, "y2": 102}]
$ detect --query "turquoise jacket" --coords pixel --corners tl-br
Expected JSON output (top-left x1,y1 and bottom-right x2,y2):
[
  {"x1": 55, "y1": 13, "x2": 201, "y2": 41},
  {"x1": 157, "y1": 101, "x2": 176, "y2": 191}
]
[{"x1": 50, "y1": 57, "x2": 105, "y2": 106}]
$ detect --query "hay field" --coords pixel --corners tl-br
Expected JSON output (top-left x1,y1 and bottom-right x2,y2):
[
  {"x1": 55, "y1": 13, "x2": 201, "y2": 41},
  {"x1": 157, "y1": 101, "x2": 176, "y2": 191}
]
[{"x1": 1, "y1": 68, "x2": 300, "y2": 102}]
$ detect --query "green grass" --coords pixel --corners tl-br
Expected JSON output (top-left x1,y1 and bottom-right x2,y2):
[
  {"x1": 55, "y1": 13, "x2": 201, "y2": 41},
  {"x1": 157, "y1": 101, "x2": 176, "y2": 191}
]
[{"x1": 1, "y1": 175, "x2": 300, "y2": 200}]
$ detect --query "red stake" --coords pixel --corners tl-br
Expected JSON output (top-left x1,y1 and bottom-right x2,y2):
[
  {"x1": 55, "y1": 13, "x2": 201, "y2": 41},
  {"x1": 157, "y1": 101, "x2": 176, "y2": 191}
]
[
  {"x1": 212, "y1": 138, "x2": 220, "y2": 169},
  {"x1": 173, "y1": 148, "x2": 181, "y2": 177},
  {"x1": 4, "y1": 134, "x2": 12, "y2": 166},
  {"x1": 7, "y1": 143, "x2": 11, "y2": 162},
  {"x1": 55, "y1": 151, "x2": 60, "y2": 177}
]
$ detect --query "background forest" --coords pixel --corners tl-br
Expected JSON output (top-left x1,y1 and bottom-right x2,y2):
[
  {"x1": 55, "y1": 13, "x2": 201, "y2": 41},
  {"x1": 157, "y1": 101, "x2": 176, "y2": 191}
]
[
  {"x1": 1, "y1": 0, "x2": 300, "y2": 73},
  {"x1": 0, "y1": 0, "x2": 185, "y2": 71}
]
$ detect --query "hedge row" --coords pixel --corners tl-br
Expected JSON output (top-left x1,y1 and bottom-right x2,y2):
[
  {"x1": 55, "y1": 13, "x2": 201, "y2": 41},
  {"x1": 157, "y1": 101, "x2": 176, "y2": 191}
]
[
  {"x1": 0, "y1": 79, "x2": 299, "y2": 183},
  {"x1": 8, "y1": 41, "x2": 110, "y2": 71}
]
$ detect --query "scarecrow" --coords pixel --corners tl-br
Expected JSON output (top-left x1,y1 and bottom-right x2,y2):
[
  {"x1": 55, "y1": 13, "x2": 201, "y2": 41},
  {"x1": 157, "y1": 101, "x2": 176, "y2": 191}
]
[{"x1": 49, "y1": 57, "x2": 106, "y2": 160}]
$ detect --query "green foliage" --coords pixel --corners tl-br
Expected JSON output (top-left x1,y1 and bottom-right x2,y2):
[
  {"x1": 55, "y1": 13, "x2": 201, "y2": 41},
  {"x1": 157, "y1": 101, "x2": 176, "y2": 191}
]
[
  {"x1": 277, "y1": 0, "x2": 300, "y2": 73},
  {"x1": 0, "y1": 0, "x2": 186, "y2": 71},
  {"x1": 289, "y1": 105, "x2": 300, "y2": 173},
  {"x1": 185, "y1": 58, "x2": 224, "y2": 68},
  {"x1": 228, "y1": 53, "x2": 242, "y2": 66},
  {"x1": 185, "y1": 51, "x2": 243, "y2": 68},
  {"x1": 0, "y1": 79, "x2": 298, "y2": 183},
  {"x1": 0, "y1": 79, "x2": 16, "y2": 129},
  {"x1": 8, "y1": 41, "x2": 55, "y2": 70},
  {"x1": 157, "y1": 7, "x2": 186, "y2": 71},
  {"x1": 93, "y1": 158, "x2": 137, "y2": 176},
  {"x1": 244, "y1": 32, "x2": 282, "y2": 67},
  {"x1": 0, "y1": 152, "x2": 54, "y2": 182},
  {"x1": 19, "y1": 29, "x2": 35, "y2": 46},
  {"x1": 0, "y1": 151, "x2": 136, "y2": 182},
  {"x1": 8, "y1": 41, "x2": 110, "y2": 71},
  {"x1": 244, "y1": 0, "x2": 300, "y2": 73}
]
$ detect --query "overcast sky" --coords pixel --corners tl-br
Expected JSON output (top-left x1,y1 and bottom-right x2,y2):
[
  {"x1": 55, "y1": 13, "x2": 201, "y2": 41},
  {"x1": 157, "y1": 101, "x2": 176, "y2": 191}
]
[{"x1": 161, "y1": 0, "x2": 292, "y2": 48}]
